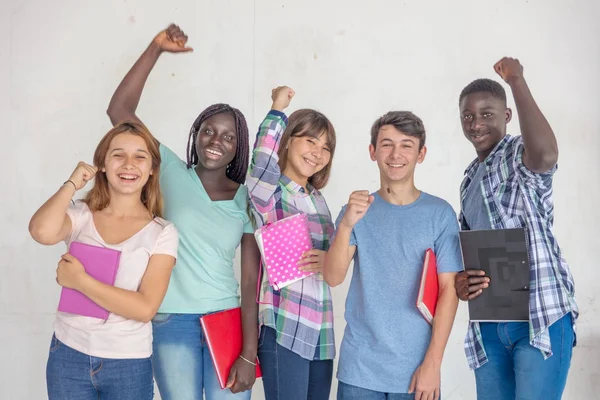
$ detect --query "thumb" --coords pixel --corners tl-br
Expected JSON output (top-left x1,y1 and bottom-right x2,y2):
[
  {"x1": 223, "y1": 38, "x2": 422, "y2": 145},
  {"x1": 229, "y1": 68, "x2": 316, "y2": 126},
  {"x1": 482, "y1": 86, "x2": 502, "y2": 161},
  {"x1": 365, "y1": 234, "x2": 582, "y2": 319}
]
[
  {"x1": 367, "y1": 195, "x2": 375, "y2": 204},
  {"x1": 225, "y1": 368, "x2": 236, "y2": 388},
  {"x1": 180, "y1": 46, "x2": 194, "y2": 52},
  {"x1": 61, "y1": 253, "x2": 75, "y2": 262},
  {"x1": 408, "y1": 373, "x2": 416, "y2": 394}
]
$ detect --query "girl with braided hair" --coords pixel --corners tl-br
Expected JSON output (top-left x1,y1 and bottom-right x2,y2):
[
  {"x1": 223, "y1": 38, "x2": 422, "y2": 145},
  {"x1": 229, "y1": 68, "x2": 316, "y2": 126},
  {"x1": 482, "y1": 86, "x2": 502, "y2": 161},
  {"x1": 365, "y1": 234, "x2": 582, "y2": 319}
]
[{"x1": 107, "y1": 24, "x2": 260, "y2": 400}]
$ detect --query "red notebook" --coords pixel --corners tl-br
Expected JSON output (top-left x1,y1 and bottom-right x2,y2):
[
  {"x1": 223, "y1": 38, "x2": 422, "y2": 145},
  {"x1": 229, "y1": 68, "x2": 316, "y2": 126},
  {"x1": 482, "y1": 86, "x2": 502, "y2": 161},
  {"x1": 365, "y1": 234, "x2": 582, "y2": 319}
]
[
  {"x1": 57, "y1": 241, "x2": 121, "y2": 319},
  {"x1": 416, "y1": 248, "x2": 438, "y2": 324},
  {"x1": 200, "y1": 308, "x2": 262, "y2": 389}
]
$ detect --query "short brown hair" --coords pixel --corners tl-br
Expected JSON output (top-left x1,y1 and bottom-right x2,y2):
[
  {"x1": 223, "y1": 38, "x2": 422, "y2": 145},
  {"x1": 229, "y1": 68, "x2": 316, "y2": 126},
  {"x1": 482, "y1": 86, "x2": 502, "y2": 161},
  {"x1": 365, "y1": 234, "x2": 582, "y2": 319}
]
[
  {"x1": 278, "y1": 109, "x2": 336, "y2": 190},
  {"x1": 370, "y1": 111, "x2": 426, "y2": 150},
  {"x1": 84, "y1": 121, "x2": 163, "y2": 218}
]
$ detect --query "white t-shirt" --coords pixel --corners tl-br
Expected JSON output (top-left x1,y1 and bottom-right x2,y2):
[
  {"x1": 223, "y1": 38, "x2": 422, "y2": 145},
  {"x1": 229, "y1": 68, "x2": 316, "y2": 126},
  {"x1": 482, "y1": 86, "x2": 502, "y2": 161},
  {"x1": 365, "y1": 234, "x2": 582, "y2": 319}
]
[{"x1": 53, "y1": 201, "x2": 179, "y2": 359}]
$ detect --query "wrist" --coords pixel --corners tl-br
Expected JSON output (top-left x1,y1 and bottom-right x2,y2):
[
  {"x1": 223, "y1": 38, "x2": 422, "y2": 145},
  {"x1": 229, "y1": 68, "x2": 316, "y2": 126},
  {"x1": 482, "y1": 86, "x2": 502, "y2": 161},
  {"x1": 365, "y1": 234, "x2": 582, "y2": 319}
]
[
  {"x1": 507, "y1": 75, "x2": 526, "y2": 87},
  {"x1": 74, "y1": 272, "x2": 92, "y2": 292},
  {"x1": 62, "y1": 180, "x2": 77, "y2": 194},
  {"x1": 240, "y1": 346, "x2": 257, "y2": 360},
  {"x1": 423, "y1": 351, "x2": 443, "y2": 367},
  {"x1": 271, "y1": 102, "x2": 286, "y2": 112},
  {"x1": 147, "y1": 40, "x2": 163, "y2": 57}
]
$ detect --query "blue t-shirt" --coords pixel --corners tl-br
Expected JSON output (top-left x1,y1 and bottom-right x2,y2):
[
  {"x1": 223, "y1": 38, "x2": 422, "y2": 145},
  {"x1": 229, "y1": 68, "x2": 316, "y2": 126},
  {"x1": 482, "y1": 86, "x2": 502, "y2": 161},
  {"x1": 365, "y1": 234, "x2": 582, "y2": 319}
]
[
  {"x1": 463, "y1": 162, "x2": 492, "y2": 230},
  {"x1": 333, "y1": 191, "x2": 463, "y2": 393}
]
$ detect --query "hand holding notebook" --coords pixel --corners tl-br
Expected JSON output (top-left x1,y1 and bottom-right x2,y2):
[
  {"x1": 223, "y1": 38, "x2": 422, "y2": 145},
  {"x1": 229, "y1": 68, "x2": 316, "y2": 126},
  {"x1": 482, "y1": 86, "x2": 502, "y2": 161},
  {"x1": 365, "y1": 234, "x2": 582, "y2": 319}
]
[
  {"x1": 57, "y1": 241, "x2": 121, "y2": 319},
  {"x1": 254, "y1": 213, "x2": 314, "y2": 290}
]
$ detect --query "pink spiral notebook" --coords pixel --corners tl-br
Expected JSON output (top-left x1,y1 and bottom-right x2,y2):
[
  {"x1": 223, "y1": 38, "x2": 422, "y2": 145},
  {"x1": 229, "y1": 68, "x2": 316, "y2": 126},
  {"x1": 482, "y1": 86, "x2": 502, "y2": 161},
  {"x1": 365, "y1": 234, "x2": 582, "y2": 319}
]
[
  {"x1": 57, "y1": 241, "x2": 121, "y2": 319},
  {"x1": 254, "y1": 213, "x2": 313, "y2": 290}
]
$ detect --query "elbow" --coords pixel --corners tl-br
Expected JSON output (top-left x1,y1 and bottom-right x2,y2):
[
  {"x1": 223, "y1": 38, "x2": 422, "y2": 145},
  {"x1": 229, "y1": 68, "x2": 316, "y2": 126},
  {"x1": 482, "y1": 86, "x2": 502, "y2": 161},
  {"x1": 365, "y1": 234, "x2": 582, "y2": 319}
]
[
  {"x1": 28, "y1": 221, "x2": 58, "y2": 246},
  {"x1": 323, "y1": 269, "x2": 343, "y2": 288},
  {"x1": 138, "y1": 305, "x2": 158, "y2": 324}
]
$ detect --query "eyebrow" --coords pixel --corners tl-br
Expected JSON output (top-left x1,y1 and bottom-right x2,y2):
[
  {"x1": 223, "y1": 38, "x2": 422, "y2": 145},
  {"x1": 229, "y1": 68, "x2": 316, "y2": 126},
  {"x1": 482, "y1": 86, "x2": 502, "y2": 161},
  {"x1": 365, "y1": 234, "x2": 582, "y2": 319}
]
[
  {"x1": 110, "y1": 148, "x2": 149, "y2": 154},
  {"x1": 379, "y1": 138, "x2": 416, "y2": 144}
]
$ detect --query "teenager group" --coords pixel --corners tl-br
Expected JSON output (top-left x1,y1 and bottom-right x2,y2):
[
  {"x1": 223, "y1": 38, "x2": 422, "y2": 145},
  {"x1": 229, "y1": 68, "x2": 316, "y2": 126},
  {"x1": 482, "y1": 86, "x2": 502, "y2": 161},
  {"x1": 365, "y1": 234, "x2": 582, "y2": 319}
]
[{"x1": 29, "y1": 24, "x2": 577, "y2": 400}]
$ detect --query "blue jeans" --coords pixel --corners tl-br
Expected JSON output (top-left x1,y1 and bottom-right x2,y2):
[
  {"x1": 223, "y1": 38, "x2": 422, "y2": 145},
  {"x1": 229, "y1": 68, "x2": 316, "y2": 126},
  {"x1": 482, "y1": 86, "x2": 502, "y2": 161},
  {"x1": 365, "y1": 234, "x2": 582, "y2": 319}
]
[
  {"x1": 337, "y1": 382, "x2": 417, "y2": 399},
  {"x1": 258, "y1": 326, "x2": 333, "y2": 400},
  {"x1": 475, "y1": 314, "x2": 574, "y2": 400},
  {"x1": 46, "y1": 334, "x2": 153, "y2": 400},
  {"x1": 152, "y1": 313, "x2": 252, "y2": 400}
]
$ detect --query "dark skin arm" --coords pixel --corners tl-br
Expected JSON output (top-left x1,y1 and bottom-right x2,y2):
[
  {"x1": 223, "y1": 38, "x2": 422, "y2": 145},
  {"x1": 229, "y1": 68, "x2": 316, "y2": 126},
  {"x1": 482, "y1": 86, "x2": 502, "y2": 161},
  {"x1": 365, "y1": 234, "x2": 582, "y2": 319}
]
[
  {"x1": 107, "y1": 24, "x2": 193, "y2": 126},
  {"x1": 226, "y1": 233, "x2": 260, "y2": 393},
  {"x1": 494, "y1": 57, "x2": 558, "y2": 173}
]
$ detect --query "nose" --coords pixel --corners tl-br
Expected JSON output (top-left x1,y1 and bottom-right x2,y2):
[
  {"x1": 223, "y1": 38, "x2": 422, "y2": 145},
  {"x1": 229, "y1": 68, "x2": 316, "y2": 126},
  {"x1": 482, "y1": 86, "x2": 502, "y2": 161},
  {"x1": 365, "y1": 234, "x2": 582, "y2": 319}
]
[{"x1": 470, "y1": 117, "x2": 485, "y2": 131}]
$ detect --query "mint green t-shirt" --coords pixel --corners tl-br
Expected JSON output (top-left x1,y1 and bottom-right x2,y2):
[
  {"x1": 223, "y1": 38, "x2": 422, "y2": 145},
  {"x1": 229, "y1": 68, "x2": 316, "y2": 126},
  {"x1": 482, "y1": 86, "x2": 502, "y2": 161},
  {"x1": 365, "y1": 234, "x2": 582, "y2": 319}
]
[{"x1": 158, "y1": 144, "x2": 253, "y2": 313}]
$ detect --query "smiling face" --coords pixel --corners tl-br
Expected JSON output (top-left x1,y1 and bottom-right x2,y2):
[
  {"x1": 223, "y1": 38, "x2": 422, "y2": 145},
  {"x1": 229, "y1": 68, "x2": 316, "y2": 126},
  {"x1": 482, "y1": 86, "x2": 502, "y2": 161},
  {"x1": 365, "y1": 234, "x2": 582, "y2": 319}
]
[
  {"x1": 369, "y1": 125, "x2": 426, "y2": 184},
  {"x1": 283, "y1": 133, "x2": 332, "y2": 186},
  {"x1": 102, "y1": 132, "x2": 153, "y2": 196},
  {"x1": 460, "y1": 91, "x2": 512, "y2": 160},
  {"x1": 194, "y1": 112, "x2": 237, "y2": 172}
]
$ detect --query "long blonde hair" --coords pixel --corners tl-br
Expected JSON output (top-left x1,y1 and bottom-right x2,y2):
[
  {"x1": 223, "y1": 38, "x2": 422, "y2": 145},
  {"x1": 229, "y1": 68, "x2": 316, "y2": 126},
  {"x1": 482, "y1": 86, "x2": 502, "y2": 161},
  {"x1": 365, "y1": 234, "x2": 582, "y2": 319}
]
[{"x1": 84, "y1": 121, "x2": 163, "y2": 218}]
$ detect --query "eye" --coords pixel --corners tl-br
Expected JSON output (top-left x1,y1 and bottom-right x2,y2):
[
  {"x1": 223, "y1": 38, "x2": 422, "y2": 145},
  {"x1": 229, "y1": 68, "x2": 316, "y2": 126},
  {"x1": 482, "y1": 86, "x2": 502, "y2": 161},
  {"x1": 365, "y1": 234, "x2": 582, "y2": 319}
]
[
  {"x1": 136, "y1": 155, "x2": 147, "y2": 160},
  {"x1": 483, "y1": 112, "x2": 493, "y2": 118},
  {"x1": 205, "y1": 129, "x2": 213, "y2": 135},
  {"x1": 307, "y1": 138, "x2": 316, "y2": 145},
  {"x1": 323, "y1": 146, "x2": 331, "y2": 153},
  {"x1": 224, "y1": 134, "x2": 235, "y2": 141},
  {"x1": 463, "y1": 114, "x2": 473, "y2": 122},
  {"x1": 113, "y1": 154, "x2": 124, "y2": 158},
  {"x1": 402, "y1": 144, "x2": 412, "y2": 149}
]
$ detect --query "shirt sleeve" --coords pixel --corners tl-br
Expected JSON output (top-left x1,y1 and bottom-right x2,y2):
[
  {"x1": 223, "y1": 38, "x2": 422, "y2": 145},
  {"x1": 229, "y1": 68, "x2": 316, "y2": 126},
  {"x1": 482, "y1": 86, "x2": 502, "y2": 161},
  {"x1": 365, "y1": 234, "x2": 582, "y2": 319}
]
[
  {"x1": 246, "y1": 110, "x2": 288, "y2": 216},
  {"x1": 64, "y1": 200, "x2": 88, "y2": 246},
  {"x1": 511, "y1": 136, "x2": 556, "y2": 190},
  {"x1": 434, "y1": 205, "x2": 464, "y2": 274},
  {"x1": 160, "y1": 143, "x2": 185, "y2": 172},
  {"x1": 152, "y1": 221, "x2": 179, "y2": 260}
]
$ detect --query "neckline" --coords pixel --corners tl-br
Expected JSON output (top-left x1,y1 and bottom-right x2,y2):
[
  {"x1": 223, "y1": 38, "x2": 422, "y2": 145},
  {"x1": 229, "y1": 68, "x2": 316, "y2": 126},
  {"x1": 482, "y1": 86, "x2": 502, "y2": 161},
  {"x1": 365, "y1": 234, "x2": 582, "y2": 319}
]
[
  {"x1": 188, "y1": 167, "x2": 244, "y2": 203},
  {"x1": 83, "y1": 202, "x2": 156, "y2": 246}
]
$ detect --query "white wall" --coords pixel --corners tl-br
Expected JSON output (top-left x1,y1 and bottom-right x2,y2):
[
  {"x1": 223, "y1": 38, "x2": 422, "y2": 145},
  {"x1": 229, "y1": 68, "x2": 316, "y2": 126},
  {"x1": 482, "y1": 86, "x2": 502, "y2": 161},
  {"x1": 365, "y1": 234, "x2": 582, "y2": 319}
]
[{"x1": 1, "y1": 0, "x2": 599, "y2": 398}]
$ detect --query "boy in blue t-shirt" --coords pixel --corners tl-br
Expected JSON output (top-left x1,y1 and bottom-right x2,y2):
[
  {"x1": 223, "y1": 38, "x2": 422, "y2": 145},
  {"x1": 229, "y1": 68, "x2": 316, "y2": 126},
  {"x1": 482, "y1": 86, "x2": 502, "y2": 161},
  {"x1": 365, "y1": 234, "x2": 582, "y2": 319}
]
[{"x1": 324, "y1": 111, "x2": 463, "y2": 400}]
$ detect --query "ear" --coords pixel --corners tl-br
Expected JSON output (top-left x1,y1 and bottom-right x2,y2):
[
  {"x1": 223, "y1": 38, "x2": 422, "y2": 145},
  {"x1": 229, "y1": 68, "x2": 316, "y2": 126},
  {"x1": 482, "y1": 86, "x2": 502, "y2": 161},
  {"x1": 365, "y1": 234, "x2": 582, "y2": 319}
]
[
  {"x1": 505, "y1": 108, "x2": 513, "y2": 124},
  {"x1": 369, "y1": 144, "x2": 376, "y2": 161},
  {"x1": 417, "y1": 145, "x2": 427, "y2": 164},
  {"x1": 101, "y1": 167, "x2": 106, "y2": 173}
]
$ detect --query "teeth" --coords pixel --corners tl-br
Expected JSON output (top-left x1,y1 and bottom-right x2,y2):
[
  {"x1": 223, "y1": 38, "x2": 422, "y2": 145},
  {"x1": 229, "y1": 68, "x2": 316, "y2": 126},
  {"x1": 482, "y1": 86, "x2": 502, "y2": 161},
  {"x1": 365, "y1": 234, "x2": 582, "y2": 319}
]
[
  {"x1": 118, "y1": 174, "x2": 138, "y2": 180},
  {"x1": 389, "y1": 164, "x2": 405, "y2": 168},
  {"x1": 206, "y1": 149, "x2": 222, "y2": 156},
  {"x1": 304, "y1": 158, "x2": 316, "y2": 166}
]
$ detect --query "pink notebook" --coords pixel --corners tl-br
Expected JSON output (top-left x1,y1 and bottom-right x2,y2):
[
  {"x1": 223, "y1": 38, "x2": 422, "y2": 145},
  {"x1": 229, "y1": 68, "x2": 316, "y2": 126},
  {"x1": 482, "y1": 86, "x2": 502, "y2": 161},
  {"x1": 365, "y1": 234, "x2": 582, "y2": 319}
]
[
  {"x1": 57, "y1": 241, "x2": 121, "y2": 319},
  {"x1": 254, "y1": 213, "x2": 313, "y2": 290}
]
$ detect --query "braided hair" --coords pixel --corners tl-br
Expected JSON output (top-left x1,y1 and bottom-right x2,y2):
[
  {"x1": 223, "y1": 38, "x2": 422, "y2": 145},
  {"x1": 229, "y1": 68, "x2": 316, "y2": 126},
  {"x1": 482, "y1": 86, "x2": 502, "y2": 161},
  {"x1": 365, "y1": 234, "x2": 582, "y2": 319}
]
[{"x1": 186, "y1": 103, "x2": 249, "y2": 184}]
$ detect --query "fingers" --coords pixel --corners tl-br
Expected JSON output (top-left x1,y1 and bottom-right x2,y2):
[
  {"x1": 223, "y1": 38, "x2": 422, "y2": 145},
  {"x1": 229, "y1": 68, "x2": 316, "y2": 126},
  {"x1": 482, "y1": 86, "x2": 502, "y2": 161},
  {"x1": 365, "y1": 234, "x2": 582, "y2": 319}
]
[
  {"x1": 464, "y1": 269, "x2": 486, "y2": 277},
  {"x1": 165, "y1": 24, "x2": 193, "y2": 52},
  {"x1": 408, "y1": 374, "x2": 416, "y2": 394},
  {"x1": 225, "y1": 369, "x2": 236, "y2": 389},
  {"x1": 434, "y1": 388, "x2": 440, "y2": 400},
  {"x1": 301, "y1": 249, "x2": 323, "y2": 258}
]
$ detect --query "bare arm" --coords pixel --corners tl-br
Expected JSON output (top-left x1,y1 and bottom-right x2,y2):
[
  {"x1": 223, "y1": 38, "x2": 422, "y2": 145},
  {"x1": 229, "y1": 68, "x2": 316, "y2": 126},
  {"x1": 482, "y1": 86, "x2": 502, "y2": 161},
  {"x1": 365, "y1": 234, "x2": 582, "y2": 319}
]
[
  {"x1": 323, "y1": 191, "x2": 373, "y2": 287},
  {"x1": 494, "y1": 57, "x2": 558, "y2": 173},
  {"x1": 323, "y1": 224, "x2": 356, "y2": 287},
  {"x1": 58, "y1": 253, "x2": 175, "y2": 323},
  {"x1": 29, "y1": 162, "x2": 97, "y2": 245},
  {"x1": 409, "y1": 272, "x2": 459, "y2": 400},
  {"x1": 227, "y1": 233, "x2": 261, "y2": 393},
  {"x1": 425, "y1": 272, "x2": 459, "y2": 363},
  {"x1": 107, "y1": 24, "x2": 193, "y2": 126}
]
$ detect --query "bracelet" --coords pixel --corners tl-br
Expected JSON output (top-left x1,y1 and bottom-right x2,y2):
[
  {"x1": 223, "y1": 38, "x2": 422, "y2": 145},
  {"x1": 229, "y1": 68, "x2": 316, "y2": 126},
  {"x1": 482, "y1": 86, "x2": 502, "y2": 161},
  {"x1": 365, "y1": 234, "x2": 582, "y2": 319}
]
[
  {"x1": 238, "y1": 355, "x2": 257, "y2": 366},
  {"x1": 63, "y1": 180, "x2": 77, "y2": 191}
]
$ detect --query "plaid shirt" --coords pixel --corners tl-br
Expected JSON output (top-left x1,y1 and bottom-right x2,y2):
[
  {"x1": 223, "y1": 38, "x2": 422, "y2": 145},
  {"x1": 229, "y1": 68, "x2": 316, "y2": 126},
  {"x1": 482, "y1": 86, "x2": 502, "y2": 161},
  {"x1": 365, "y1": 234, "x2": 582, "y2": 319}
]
[
  {"x1": 460, "y1": 134, "x2": 578, "y2": 370},
  {"x1": 246, "y1": 110, "x2": 336, "y2": 361}
]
